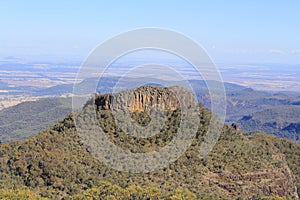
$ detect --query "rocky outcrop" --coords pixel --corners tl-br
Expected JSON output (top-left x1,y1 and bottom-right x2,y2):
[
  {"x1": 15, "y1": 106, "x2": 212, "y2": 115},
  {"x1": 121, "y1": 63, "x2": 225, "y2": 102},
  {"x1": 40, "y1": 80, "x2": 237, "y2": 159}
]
[{"x1": 94, "y1": 86, "x2": 187, "y2": 112}]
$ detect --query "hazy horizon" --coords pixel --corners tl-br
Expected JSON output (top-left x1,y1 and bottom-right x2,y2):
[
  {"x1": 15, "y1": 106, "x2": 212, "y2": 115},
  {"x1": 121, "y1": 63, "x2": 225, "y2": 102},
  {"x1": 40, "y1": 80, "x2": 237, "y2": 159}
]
[{"x1": 1, "y1": 1, "x2": 300, "y2": 65}]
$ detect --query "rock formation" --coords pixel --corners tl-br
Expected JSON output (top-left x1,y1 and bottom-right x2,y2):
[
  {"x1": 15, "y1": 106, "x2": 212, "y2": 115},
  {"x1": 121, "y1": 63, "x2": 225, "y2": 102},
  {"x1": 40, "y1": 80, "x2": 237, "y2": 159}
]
[{"x1": 94, "y1": 86, "x2": 186, "y2": 112}]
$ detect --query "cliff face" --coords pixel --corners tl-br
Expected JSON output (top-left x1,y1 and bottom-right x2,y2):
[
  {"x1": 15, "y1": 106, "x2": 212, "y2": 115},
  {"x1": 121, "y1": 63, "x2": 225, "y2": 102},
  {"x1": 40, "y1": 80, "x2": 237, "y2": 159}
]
[{"x1": 95, "y1": 86, "x2": 181, "y2": 112}]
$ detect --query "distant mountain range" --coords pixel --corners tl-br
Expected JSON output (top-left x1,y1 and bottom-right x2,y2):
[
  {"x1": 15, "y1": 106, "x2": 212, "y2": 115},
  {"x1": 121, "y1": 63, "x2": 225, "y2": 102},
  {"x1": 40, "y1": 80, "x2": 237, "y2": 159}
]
[
  {"x1": 238, "y1": 105, "x2": 300, "y2": 141},
  {"x1": 1, "y1": 77, "x2": 299, "y2": 144}
]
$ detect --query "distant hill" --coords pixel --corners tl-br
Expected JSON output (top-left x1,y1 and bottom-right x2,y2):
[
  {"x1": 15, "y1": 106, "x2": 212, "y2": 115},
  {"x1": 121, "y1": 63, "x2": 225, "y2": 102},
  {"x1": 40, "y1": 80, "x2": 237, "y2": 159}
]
[
  {"x1": 221, "y1": 88, "x2": 300, "y2": 121},
  {"x1": 33, "y1": 77, "x2": 249, "y2": 97},
  {"x1": 193, "y1": 82, "x2": 300, "y2": 142},
  {"x1": 0, "y1": 86, "x2": 299, "y2": 199},
  {"x1": 1, "y1": 77, "x2": 300, "y2": 144},
  {"x1": 0, "y1": 98, "x2": 72, "y2": 143},
  {"x1": 238, "y1": 105, "x2": 300, "y2": 142}
]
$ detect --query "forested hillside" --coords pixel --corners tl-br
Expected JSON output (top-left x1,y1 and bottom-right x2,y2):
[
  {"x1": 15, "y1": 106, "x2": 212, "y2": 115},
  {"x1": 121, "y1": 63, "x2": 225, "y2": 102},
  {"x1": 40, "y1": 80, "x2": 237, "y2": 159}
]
[{"x1": 0, "y1": 86, "x2": 299, "y2": 199}]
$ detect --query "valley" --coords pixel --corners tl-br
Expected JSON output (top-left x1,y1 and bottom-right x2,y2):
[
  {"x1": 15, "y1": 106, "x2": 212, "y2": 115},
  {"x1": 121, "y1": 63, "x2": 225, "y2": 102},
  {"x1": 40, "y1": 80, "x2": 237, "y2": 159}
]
[{"x1": 1, "y1": 76, "x2": 300, "y2": 144}]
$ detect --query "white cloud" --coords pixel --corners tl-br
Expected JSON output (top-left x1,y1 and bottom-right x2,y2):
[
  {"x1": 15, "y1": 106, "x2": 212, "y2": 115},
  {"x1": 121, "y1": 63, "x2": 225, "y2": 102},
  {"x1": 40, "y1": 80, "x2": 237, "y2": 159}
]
[
  {"x1": 269, "y1": 49, "x2": 300, "y2": 56},
  {"x1": 269, "y1": 49, "x2": 287, "y2": 55}
]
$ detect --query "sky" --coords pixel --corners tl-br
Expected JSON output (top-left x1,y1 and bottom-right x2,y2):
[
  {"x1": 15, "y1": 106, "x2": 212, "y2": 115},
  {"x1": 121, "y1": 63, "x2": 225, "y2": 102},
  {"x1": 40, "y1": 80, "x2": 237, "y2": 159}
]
[{"x1": 1, "y1": 0, "x2": 300, "y2": 64}]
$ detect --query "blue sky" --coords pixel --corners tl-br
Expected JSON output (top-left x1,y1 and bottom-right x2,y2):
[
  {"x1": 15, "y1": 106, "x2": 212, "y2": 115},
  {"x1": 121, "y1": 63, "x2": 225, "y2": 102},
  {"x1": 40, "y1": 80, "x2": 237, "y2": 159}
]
[{"x1": 1, "y1": 0, "x2": 300, "y2": 64}]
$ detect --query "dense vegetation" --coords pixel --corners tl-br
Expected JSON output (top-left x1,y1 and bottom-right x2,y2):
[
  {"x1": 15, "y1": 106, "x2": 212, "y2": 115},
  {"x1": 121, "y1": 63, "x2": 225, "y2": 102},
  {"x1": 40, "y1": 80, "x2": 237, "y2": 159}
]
[
  {"x1": 0, "y1": 98, "x2": 71, "y2": 143},
  {"x1": 0, "y1": 87, "x2": 299, "y2": 199},
  {"x1": 0, "y1": 189, "x2": 46, "y2": 200}
]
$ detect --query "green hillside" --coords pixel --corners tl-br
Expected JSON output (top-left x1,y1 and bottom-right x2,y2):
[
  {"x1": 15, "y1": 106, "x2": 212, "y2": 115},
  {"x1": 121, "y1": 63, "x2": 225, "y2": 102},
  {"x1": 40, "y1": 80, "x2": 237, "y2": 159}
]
[
  {"x1": 0, "y1": 87, "x2": 299, "y2": 199},
  {"x1": 0, "y1": 98, "x2": 72, "y2": 143}
]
